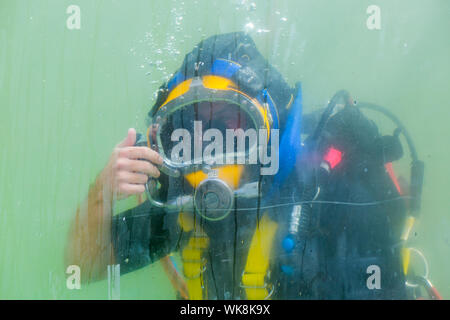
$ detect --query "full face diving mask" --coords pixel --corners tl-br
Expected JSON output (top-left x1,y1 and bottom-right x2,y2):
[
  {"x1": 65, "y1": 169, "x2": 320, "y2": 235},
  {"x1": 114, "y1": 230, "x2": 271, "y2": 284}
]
[{"x1": 141, "y1": 74, "x2": 278, "y2": 221}]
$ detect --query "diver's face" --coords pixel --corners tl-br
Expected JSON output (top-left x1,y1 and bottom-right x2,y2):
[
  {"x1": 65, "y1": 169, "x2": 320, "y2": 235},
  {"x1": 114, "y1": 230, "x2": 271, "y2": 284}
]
[
  {"x1": 160, "y1": 100, "x2": 255, "y2": 161},
  {"x1": 196, "y1": 101, "x2": 248, "y2": 131}
]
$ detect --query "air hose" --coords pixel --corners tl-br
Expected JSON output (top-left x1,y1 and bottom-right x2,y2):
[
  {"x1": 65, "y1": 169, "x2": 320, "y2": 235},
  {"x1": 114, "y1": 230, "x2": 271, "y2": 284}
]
[{"x1": 355, "y1": 101, "x2": 424, "y2": 214}]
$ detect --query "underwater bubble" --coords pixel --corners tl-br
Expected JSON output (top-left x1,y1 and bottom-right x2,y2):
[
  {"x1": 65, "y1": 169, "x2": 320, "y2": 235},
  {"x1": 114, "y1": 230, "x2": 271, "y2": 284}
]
[
  {"x1": 244, "y1": 22, "x2": 255, "y2": 32},
  {"x1": 281, "y1": 17, "x2": 288, "y2": 22},
  {"x1": 237, "y1": 0, "x2": 256, "y2": 12},
  {"x1": 176, "y1": 16, "x2": 183, "y2": 25}
]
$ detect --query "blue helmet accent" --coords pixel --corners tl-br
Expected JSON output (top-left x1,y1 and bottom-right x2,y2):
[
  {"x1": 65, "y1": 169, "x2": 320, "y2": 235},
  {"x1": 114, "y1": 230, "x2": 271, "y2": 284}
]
[
  {"x1": 211, "y1": 58, "x2": 241, "y2": 78},
  {"x1": 265, "y1": 83, "x2": 303, "y2": 201},
  {"x1": 167, "y1": 71, "x2": 186, "y2": 91}
]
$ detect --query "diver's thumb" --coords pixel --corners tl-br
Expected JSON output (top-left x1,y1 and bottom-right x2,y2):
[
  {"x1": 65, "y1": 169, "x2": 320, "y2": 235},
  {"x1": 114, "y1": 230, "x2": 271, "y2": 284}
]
[{"x1": 118, "y1": 128, "x2": 137, "y2": 147}]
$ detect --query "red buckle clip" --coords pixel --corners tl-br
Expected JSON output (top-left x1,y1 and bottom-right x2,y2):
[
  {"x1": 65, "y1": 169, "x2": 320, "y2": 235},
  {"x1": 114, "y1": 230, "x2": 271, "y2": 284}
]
[{"x1": 323, "y1": 147, "x2": 343, "y2": 170}]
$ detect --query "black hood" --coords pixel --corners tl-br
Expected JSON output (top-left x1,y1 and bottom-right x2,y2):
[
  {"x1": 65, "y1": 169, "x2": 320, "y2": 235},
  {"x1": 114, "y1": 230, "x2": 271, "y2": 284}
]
[{"x1": 149, "y1": 32, "x2": 293, "y2": 128}]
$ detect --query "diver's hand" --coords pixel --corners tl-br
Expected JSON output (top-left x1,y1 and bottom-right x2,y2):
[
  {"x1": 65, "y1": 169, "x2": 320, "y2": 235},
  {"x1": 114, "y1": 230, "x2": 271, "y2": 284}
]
[{"x1": 101, "y1": 128, "x2": 163, "y2": 199}]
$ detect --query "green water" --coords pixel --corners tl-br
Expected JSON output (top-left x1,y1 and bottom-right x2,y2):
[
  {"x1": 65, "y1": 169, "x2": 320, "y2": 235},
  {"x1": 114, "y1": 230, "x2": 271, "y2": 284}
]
[{"x1": 0, "y1": 0, "x2": 449, "y2": 299}]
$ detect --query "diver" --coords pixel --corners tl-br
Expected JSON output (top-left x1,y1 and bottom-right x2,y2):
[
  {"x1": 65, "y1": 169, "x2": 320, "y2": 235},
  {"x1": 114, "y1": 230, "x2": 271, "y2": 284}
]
[{"x1": 66, "y1": 32, "x2": 436, "y2": 300}]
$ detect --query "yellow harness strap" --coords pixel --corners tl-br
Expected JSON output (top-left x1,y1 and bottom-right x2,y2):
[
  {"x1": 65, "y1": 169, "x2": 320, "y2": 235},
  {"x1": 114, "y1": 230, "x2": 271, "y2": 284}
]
[
  {"x1": 242, "y1": 214, "x2": 278, "y2": 300},
  {"x1": 178, "y1": 212, "x2": 278, "y2": 300},
  {"x1": 178, "y1": 212, "x2": 209, "y2": 300},
  {"x1": 401, "y1": 216, "x2": 416, "y2": 276}
]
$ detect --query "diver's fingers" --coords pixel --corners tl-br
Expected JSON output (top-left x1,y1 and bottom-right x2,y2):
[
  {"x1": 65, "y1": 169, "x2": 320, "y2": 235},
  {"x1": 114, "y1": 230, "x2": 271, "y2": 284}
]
[
  {"x1": 117, "y1": 128, "x2": 137, "y2": 148},
  {"x1": 117, "y1": 183, "x2": 146, "y2": 196},
  {"x1": 115, "y1": 158, "x2": 160, "y2": 178},
  {"x1": 118, "y1": 146, "x2": 163, "y2": 165},
  {"x1": 117, "y1": 171, "x2": 149, "y2": 185}
]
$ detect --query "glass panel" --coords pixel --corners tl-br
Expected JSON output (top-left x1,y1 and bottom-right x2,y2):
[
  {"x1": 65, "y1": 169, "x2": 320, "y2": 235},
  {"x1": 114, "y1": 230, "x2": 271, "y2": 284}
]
[{"x1": 0, "y1": 0, "x2": 449, "y2": 300}]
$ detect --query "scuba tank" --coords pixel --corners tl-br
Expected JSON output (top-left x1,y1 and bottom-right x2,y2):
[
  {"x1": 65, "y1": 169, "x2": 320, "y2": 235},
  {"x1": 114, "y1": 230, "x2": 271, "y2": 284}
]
[{"x1": 275, "y1": 88, "x2": 431, "y2": 299}]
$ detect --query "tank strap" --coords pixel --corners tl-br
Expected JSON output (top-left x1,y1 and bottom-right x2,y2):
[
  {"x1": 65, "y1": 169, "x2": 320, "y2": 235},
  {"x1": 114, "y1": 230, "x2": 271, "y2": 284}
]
[
  {"x1": 160, "y1": 255, "x2": 189, "y2": 300},
  {"x1": 241, "y1": 214, "x2": 278, "y2": 300}
]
